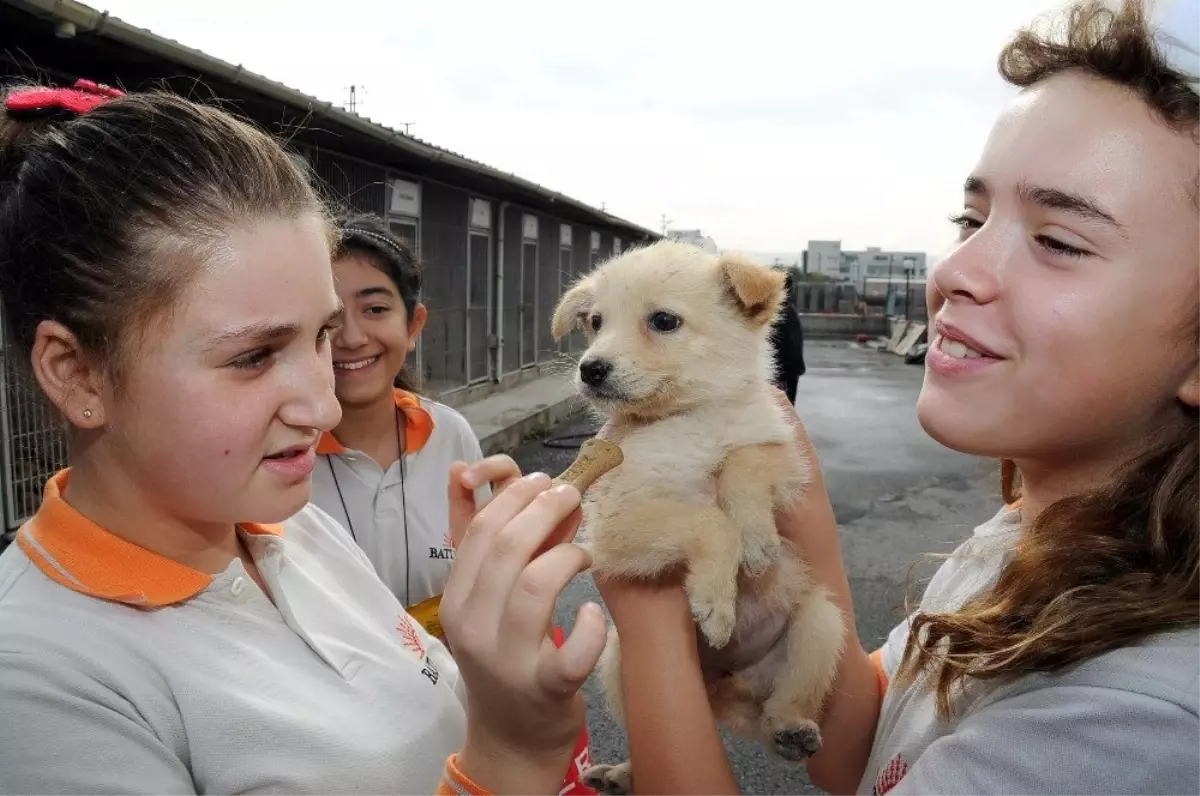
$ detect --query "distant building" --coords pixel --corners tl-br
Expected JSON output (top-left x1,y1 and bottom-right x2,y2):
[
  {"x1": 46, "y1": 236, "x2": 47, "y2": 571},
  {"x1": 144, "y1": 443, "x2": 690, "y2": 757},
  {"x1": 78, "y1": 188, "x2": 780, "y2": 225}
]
[
  {"x1": 667, "y1": 229, "x2": 719, "y2": 253},
  {"x1": 804, "y1": 241, "x2": 927, "y2": 283},
  {"x1": 804, "y1": 241, "x2": 843, "y2": 278}
]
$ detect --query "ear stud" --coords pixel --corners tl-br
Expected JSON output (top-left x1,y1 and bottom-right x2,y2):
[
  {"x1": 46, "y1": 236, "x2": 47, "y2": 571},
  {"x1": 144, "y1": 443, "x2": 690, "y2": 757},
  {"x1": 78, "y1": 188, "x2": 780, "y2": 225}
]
[{"x1": 82, "y1": 409, "x2": 93, "y2": 419}]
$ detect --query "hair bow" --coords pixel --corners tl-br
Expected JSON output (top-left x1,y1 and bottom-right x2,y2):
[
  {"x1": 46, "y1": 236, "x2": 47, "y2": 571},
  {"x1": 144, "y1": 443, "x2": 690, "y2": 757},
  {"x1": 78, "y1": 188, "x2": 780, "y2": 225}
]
[{"x1": 4, "y1": 78, "x2": 126, "y2": 118}]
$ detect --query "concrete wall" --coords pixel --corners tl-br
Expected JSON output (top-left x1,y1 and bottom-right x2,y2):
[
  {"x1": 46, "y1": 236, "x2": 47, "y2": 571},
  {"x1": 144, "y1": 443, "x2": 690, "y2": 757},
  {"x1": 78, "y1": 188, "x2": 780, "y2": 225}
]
[{"x1": 799, "y1": 313, "x2": 890, "y2": 339}]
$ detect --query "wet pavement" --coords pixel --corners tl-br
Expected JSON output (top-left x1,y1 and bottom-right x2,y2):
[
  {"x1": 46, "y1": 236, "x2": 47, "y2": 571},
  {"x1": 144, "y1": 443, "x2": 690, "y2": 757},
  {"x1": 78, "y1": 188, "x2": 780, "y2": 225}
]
[{"x1": 511, "y1": 341, "x2": 998, "y2": 795}]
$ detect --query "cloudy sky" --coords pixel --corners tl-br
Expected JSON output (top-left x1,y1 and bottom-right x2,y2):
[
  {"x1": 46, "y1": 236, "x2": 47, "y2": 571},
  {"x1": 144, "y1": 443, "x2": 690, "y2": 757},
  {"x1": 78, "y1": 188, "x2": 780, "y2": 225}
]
[{"x1": 95, "y1": 0, "x2": 1063, "y2": 259}]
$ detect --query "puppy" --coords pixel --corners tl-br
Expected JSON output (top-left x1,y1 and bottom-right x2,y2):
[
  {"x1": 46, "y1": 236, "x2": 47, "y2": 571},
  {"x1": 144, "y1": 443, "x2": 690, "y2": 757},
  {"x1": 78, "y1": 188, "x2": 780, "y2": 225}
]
[{"x1": 551, "y1": 241, "x2": 845, "y2": 795}]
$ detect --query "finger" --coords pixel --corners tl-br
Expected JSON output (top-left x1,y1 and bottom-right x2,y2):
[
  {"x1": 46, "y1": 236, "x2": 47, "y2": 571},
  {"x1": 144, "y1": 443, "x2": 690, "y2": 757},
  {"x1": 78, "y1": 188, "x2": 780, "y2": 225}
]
[
  {"x1": 445, "y1": 473, "x2": 553, "y2": 605},
  {"x1": 537, "y1": 601, "x2": 608, "y2": 698},
  {"x1": 502, "y1": 541, "x2": 593, "y2": 646},
  {"x1": 469, "y1": 484, "x2": 582, "y2": 628},
  {"x1": 462, "y1": 454, "x2": 522, "y2": 493},
  {"x1": 447, "y1": 461, "x2": 475, "y2": 548},
  {"x1": 534, "y1": 505, "x2": 583, "y2": 558}
]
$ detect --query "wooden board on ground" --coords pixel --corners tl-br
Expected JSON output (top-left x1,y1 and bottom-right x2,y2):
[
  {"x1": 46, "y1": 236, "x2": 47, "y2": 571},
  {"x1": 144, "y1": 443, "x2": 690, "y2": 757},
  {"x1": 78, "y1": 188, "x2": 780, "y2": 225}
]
[
  {"x1": 886, "y1": 319, "x2": 908, "y2": 353},
  {"x1": 893, "y1": 322, "x2": 927, "y2": 357}
]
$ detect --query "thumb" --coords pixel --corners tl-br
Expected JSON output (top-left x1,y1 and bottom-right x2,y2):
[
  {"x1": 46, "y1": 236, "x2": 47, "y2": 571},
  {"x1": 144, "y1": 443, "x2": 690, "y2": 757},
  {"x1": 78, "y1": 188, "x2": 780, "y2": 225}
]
[{"x1": 447, "y1": 460, "x2": 475, "y2": 547}]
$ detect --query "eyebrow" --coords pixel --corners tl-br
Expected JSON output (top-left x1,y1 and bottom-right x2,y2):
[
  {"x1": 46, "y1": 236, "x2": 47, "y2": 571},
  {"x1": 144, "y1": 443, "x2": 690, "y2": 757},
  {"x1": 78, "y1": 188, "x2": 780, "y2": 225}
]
[
  {"x1": 206, "y1": 306, "x2": 343, "y2": 351},
  {"x1": 964, "y1": 176, "x2": 1127, "y2": 237},
  {"x1": 356, "y1": 286, "x2": 395, "y2": 300}
]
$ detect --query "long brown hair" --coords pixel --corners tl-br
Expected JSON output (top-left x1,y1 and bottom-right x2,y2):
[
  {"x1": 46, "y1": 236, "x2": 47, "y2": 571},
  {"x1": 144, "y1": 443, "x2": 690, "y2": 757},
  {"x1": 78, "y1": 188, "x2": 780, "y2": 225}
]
[{"x1": 895, "y1": 0, "x2": 1200, "y2": 719}]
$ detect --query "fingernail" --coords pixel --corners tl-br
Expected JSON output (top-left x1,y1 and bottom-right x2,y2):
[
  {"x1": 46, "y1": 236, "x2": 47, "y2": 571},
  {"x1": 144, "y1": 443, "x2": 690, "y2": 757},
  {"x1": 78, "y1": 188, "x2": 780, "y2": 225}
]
[
  {"x1": 582, "y1": 601, "x2": 604, "y2": 619},
  {"x1": 523, "y1": 471, "x2": 550, "y2": 485},
  {"x1": 552, "y1": 483, "x2": 580, "y2": 500},
  {"x1": 461, "y1": 469, "x2": 480, "y2": 488}
]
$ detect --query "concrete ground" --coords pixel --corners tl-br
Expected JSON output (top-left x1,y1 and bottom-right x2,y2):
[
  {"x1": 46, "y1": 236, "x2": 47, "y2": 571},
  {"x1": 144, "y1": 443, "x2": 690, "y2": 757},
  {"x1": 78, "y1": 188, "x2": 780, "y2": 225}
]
[{"x1": 509, "y1": 341, "x2": 1001, "y2": 795}]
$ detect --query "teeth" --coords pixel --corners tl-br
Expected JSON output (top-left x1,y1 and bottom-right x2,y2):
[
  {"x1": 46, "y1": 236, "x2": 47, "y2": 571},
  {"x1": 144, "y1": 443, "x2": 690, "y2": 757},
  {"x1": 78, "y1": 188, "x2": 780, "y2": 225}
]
[
  {"x1": 334, "y1": 356, "x2": 377, "y2": 371},
  {"x1": 941, "y1": 338, "x2": 982, "y2": 359}
]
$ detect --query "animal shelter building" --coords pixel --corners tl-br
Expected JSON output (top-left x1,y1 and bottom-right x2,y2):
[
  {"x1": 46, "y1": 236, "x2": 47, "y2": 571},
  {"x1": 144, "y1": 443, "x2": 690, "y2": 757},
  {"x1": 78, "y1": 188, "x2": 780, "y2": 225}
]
[{"x1": 0, "y1": 0, "x2": 658, "y2": 535}]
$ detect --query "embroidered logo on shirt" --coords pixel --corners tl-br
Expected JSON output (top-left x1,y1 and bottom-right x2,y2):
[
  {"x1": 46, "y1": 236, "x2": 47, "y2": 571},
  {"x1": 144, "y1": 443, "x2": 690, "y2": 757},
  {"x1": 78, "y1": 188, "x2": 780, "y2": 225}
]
[
  {"x1": 873, "y1": 753, "x2": 908, "y2": 795},
  {"x1": 398, "y1": 615, "x2": 426, "y2": 657},
  {"x1": 429, "y1": 530, "x2": 456, "y2": 561},
  {"x1": 397, "y1": 614, "x2": 440, "y2": 685}
]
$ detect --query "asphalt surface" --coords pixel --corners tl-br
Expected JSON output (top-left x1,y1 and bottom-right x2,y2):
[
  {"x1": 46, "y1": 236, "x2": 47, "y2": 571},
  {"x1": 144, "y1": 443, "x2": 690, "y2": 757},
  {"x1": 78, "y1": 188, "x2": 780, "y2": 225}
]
[{"x1": 512, "y1": 341, "x2": 999, "y2": 795}]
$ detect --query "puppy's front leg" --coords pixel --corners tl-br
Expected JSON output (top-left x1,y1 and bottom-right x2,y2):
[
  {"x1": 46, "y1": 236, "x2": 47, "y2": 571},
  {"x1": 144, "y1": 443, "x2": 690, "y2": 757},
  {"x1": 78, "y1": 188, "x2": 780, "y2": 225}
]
[
  {"x1": 590, "y1": 498, "x2": 742, "y2": 648},
  {"x1": 717, "y1": 443, "x2": 805, "y2": 577}
]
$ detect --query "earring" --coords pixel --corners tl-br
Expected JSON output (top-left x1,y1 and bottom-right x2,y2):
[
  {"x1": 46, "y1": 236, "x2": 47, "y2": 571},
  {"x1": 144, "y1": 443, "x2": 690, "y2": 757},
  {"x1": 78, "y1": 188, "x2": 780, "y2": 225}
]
[{"x1": 82, "y1": 409, "x2": 93, "y2": 419}]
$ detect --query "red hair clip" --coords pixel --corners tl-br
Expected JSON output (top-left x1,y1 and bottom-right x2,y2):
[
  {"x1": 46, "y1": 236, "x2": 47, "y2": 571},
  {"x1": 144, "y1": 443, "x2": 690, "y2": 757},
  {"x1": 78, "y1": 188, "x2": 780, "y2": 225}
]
[{"x1": 5, "y1": 78, "x2": 126, "y2": 118}]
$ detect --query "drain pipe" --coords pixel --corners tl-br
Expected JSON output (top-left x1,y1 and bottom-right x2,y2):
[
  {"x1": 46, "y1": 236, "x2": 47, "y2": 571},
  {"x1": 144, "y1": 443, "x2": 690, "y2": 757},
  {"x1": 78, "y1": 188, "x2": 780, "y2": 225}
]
[{"x1": 493, "y1": 202, "x2": 509, "y2": 382}]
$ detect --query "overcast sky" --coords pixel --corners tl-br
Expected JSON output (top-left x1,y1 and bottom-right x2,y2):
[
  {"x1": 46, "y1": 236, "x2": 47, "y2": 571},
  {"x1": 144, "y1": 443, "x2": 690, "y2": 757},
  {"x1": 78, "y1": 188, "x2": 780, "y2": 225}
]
[{"x1": 92, "y1": 0, "x2": 1063, "y2": 258}]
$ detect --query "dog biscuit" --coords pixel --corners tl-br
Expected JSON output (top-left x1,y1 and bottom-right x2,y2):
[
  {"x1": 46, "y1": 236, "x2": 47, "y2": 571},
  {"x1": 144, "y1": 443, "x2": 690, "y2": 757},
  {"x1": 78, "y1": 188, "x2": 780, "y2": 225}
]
[{"x1": 553, "y1": 438, "x2": 624, "y2": 494}]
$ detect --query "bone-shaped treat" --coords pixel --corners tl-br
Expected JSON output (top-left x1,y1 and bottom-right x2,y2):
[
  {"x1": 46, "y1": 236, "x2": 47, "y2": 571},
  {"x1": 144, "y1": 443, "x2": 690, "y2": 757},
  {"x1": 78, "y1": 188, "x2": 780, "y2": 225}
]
[{"x1": 552, "y1": 438, "x2": 624, "y2": 494}]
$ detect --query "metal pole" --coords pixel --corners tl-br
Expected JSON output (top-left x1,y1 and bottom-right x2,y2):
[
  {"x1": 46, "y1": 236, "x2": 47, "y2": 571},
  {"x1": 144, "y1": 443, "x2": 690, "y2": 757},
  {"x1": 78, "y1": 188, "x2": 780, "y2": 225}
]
[{"x1": 904, "y1": 267, "x2": 912, "y2": 321}]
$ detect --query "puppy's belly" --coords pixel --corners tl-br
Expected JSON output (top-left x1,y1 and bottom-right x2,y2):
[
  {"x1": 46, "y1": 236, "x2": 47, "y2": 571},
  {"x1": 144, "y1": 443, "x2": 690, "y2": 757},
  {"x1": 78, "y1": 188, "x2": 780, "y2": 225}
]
[{"x1": 698, "y1": 591, "x2": 790, "y2": 696}]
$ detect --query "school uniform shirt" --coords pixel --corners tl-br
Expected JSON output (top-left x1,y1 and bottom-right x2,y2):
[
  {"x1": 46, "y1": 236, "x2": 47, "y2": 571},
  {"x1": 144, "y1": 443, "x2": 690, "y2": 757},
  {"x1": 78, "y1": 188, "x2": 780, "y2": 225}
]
[
  {"x1": 861, "y1": 505, "x2": 1200, "y2": 796},
  {"x1": 0, "y1": 470, "x2": 467, "y2": 795},
  {"x1": 310, "y1": 390, "x2": 489, "y2": 630}
]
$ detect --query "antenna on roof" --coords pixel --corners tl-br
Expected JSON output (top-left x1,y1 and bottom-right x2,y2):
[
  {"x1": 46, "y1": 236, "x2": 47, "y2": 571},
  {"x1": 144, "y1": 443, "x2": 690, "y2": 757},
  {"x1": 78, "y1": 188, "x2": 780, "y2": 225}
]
[
  {"x1": 399, "y1": 122, "x2": 416, "y2": 135},
  {"x1": 343, "y1": 85, "x2": 367, "y2": 114}
]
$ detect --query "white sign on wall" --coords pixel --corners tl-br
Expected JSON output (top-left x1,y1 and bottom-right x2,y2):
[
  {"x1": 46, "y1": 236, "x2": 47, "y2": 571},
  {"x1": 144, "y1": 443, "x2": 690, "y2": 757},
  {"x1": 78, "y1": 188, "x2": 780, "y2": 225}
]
[
  {"x1": 388, "y1": 178, "x2": 421, "y2": 218},
  {"x1": 522, "y1": 214, "x2": 538, "y2": 241},
  {"x1": 560, "y1": 224, "x2": 573, "y2": 248},
  {"x1": 590, "y1": 231, "x2": 601, "y2": 252},
  {"x1": 470, "y1": 198, "x2": 491, "y2": 230},
  {"x1": 613, "y1": 237, "x2": 622, "y2": 255}
]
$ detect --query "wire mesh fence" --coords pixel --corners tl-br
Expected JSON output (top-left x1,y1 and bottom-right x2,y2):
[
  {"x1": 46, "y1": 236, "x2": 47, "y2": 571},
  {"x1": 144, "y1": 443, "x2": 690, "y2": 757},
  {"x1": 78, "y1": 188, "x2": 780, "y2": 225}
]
[{"x1": 0, "y1": 315, "x2": 69, "y2": 533}]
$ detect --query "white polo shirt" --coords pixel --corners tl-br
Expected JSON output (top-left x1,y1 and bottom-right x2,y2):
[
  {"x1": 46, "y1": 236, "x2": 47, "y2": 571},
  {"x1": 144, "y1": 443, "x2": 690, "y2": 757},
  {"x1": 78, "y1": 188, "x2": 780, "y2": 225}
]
[
  {"x1": 0, "y1": 470, "x2": 467, "y2": 795},
  {"x1": 861, "y1": 505, "x2": 1199, "y2": 795},
  {"x1": 310, "y1": 391, "x2": 488, "y2": 635}
]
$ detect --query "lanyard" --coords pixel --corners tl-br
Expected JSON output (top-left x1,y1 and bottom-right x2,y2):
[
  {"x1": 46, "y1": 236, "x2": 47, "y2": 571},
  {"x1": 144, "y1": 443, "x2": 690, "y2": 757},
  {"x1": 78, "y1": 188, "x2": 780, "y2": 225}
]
[{"x1": 325, "y1": 409, "x2": 413, "y2": 606}]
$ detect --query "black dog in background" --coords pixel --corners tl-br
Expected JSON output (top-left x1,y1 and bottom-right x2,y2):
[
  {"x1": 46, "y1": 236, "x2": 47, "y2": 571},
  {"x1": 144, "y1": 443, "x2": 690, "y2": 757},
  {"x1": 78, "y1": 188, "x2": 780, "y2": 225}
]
[{"x1": 770, "y1": 271, "x2": 806, "y2": 405}]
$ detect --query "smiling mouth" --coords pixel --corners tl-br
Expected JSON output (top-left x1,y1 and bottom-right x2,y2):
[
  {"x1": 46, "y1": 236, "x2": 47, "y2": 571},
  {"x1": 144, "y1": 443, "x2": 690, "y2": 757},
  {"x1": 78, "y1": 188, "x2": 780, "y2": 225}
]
[
  {"x1": 333, "y1": 356, "x2": 379, "y2": 372},
  {"x1": 938, "y1": 337, "x2": 987, "y2": 359}
]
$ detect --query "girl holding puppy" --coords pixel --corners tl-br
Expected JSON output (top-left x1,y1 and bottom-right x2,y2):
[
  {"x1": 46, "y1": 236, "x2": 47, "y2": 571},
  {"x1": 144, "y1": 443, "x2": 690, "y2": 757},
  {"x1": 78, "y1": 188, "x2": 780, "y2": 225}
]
[{"x1": 595, "y1": 1, "x2": 1199, "y2": 794}]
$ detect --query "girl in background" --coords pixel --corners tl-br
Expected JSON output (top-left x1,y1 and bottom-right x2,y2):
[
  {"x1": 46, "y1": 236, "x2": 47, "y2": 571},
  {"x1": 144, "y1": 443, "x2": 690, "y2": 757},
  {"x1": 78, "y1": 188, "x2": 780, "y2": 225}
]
[
  {"x1": 312, "y1": 213, "x2": 596, "y2": 794},
  {"x1": 312, "y1": 212, "x2": 490, "y2": 628}
]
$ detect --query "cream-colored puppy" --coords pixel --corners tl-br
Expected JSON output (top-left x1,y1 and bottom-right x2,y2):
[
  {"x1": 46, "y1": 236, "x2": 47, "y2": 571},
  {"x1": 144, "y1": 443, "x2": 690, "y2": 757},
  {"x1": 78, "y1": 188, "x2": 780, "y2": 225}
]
[{"x1": 551, "y1": 241, "x2": 845, "y2": 795}]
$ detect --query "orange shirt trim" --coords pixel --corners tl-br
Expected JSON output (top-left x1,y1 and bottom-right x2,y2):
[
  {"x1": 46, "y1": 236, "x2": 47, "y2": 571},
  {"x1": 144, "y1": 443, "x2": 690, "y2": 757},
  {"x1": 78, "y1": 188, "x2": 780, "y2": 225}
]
[
  {"x1": 17, "y1": 469, "x2": 282, "y2": 608},
  {"x1": 317, "y1": 388, "x2": 434, "y2": 456},
  {"x1": 871, "y1": 647, "x2": 888, "y2": 705}
]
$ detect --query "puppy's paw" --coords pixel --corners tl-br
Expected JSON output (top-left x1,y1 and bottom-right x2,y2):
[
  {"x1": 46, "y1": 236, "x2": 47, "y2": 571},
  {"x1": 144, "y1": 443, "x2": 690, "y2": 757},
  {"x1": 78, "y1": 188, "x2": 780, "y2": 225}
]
[
  {"x1": 582, "y1": 762, "x2": 634, "y2": 795},
  {"x1": 772, "y1": 720, "x2": 823, "y2": 761},
  {"x1": 691, "y1": 595, "x2": 736, "y2": 649},
  {"x1": 740, "y1": 534, "x2": 781, "y2": 577}
]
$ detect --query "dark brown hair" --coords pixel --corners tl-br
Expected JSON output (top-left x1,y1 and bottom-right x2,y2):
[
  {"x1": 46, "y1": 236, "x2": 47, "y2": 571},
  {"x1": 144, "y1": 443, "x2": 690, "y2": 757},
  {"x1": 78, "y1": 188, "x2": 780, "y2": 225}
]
[
  {"x1": 332, "y1": 211, "x2": 425, "y2": 393},
  {"x1": 896, "y1": 0, "x2": 1200, "y2": 718},
  {"x1": 0, "y1": 84, "x2": 329, "y2": 382}
]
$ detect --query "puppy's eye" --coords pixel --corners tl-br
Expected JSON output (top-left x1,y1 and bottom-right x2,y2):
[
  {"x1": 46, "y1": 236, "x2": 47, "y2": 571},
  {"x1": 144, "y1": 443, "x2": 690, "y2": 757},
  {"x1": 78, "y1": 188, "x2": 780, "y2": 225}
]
[
  {"x1": 648, "y1": 312, "x2": 681, "y2": 333},
  {"x1": 590, "y1": 314, "x2": 603, "y2": 332}
]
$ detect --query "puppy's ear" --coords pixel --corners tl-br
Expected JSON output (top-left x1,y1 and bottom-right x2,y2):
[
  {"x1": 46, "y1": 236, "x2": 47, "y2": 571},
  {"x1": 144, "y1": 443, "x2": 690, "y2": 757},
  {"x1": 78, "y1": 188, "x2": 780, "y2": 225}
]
[
  {"x1": 552, "y1": 276, "x2": 596, "y2": 342},
  {"x1": 719, "y1": 254, "x2": 786, "y2": 328}
]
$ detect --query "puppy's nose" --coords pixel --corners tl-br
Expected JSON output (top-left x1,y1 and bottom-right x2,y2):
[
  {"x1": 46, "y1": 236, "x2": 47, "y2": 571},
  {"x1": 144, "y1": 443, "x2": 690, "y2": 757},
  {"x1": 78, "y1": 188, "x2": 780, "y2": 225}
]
[{"x1": 579, "y1": 358, "x2": 612, "y2": 387}]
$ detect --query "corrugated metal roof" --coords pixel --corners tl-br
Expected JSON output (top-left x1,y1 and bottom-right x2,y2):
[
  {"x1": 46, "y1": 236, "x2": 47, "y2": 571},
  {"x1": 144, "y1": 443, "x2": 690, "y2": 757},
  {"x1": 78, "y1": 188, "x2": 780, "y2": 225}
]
[{"x1": 3, "y1": 0, "x2": 659, "y2": 239}]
